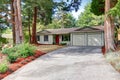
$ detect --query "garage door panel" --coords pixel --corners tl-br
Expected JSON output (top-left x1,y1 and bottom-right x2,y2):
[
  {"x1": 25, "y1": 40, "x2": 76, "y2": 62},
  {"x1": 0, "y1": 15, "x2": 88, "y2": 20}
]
[
  {"x1": 73, "y1": 33, "x2": 86, "y2": 46},
  {"x1": 88, "y1": 33, "x2": 102, "y2": 46}
]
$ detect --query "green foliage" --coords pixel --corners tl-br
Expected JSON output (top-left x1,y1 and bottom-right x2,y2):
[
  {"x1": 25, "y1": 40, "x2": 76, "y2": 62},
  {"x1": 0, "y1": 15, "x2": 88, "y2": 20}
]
[
  {"x1": 2, "y1": 47, "x2": 16, "y2": 55},
  {"x1": 7, "y1": 52, "x2": 19, "y2": 63},
  {"x1": 2, "y1": 43, "x2": 36, "y2": 63},
  {"x1": 109, "y1": 0, "x2": 120, "y2": 16},
  {"x1": 0, "y1": 37, "x2": 8, "y2": 44},
  {"x1": 0, "y1": 61, "x2": 8, "y2": 73},
  {"x1": 91, "y1": 0, "x2": 105, "y2": 16},
  {"x1": 23, "y1": 0, "x2": 54, "y2": 25},
  {"x1": 0, "y1": 36, "x2": 8, "y2": 50},
  {"x1": 60, "y1": 42, "x2": 67, "y2": 45},
  {"x1": 54, "y1": 0, "x2": 82, "y2": 12},
  {"x1": 18, "y1": 43, "x2": 36, "y2": 58},
  {"x1": 47, "y1": 12, "x2": 76, "y2": 28},
  {"x1": 2, "y1": 28, "x2": 12, "y2": 34},
  {"x1": 77, "y1": 3, "x2": 104, "y2": 27},
  {"x1": 23, "y1": 31, "x2": 30, "y2": 43},
  {"x1": 2, "y1": 47, "x2": 20, "y2": 63}
]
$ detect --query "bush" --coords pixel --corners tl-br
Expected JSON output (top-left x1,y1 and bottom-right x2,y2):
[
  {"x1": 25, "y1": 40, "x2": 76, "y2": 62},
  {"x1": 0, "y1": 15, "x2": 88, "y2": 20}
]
[
  {"x1": 18, "y1": 43, "x2": 36, "y2": 58},
  {"x1": 0, "y1": 61, "x2": 8, "y2": 73},
  {"x1": 2, "y1": 43, "x2": 36, "y2": 63},
  {"x1": 0, "y1": 37, "x2": 8, "y2": 50},
  {"x1": 60, "y1": 42, "x2": 67, "y2": 45},
  {"x1": 7, "y1": 52, "x2": 19, "y2": 63},
  {"x1": 0, "y1": 37, "x2": 8, "y2": 44},
  {"x1": 2, "y1": 47, "x2": 17, "y2": 55}
]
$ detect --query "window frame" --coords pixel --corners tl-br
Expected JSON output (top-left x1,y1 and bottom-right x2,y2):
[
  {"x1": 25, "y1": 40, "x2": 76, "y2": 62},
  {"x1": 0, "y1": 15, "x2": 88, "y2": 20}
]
[
  {"x1": 62, "y1": 34, "x2": 70, "y2": 41},
  {"x1": 44, "y1": 35, "x2": 49, "y2": 41}
]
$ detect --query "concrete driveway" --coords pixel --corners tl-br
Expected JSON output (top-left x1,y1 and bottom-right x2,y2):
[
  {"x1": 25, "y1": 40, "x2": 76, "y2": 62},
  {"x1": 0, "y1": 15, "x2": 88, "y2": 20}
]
[{"x1": 3, "y1": 46, "x2": 120, "y2": 80}]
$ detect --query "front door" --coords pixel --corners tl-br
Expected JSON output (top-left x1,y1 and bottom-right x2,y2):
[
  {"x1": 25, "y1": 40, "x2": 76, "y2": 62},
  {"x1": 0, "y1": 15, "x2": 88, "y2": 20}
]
[{"x1": 56, "y1": 35, "x2": 59, "y2": 44}]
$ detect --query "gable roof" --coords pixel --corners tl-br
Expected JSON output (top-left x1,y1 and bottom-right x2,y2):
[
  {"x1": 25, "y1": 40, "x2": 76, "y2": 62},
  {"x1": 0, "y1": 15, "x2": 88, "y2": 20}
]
[
  {"x1": 73, "y1": 26, "x2": 104, "y2": 32},
  {"x1": 37, "y1": 25, "x2": 104, "y2": 35},
  {"x1": 37, "y1": 30, "x2": 51, "y2": 35}
]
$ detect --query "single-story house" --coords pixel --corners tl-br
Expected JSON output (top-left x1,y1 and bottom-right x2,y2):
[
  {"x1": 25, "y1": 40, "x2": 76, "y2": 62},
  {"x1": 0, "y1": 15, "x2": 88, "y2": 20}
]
[{"x1": 37, "y1": 26, "x2": 104, "y2": 46}]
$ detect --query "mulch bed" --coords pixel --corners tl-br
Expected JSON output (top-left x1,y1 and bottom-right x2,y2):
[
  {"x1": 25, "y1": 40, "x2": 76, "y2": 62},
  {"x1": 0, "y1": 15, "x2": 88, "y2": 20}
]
[{"x1": 0, "y1": 50, "x2": 46, "y2": 79}]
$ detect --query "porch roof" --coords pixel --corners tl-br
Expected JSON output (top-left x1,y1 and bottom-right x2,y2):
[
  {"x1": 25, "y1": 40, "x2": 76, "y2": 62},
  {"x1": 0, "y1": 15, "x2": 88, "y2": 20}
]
[{"x1": 37, "y1": 28, "x2": 79, "y2": 35}]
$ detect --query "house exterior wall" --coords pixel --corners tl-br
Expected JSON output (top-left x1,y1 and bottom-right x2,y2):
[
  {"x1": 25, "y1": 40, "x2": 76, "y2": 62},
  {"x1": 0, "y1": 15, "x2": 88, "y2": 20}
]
[
  {"x1": 71, "y1": 32, "x2": 104, "y2": 46},
  {"x1": 37, "y1": 35, "x2": 53, "y2": 44}
]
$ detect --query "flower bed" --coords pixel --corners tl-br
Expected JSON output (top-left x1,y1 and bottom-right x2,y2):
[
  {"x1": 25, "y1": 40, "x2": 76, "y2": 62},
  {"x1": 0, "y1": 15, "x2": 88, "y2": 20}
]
[{"x1": 0, "y1": 50, "x2": 45, "y2": 79}]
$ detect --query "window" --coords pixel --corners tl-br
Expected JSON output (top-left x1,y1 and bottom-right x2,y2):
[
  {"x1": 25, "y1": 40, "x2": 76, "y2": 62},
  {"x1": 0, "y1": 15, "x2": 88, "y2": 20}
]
[
  {"x1": 44, "y1": 35, "x2": 48, "y2": 41},
  {"x1": 62, "y1": 34, "x2": 70, "y2": 41},
  {"x1": 37, "y1": 35, "x2": 40, "y2": 41}
]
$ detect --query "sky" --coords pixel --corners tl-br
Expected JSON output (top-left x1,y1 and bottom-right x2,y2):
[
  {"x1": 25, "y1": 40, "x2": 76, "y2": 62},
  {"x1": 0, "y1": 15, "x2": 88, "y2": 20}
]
[
  {"x1": 53, "y1": 0, "x2": 92, "y2": 19},
  {"x1": 72, "y1": 0, "x2": 91, "y2": 19}
]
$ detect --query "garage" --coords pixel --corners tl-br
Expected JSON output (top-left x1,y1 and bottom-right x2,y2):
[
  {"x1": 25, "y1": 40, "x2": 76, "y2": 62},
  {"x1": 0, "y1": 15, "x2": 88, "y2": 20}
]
[
  {"x1": 72, "y1": 33, "x2": 86, "y2": 46},
  {"x1": 71, "y1": 27, "x2": 104, "y2": 46}
]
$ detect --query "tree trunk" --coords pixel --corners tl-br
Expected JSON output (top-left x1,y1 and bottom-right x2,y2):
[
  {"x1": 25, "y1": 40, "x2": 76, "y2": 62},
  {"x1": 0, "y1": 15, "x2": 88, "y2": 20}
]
[
  {"x1": 11, "y1": 0, "x2": 16, "y2": 44},
  {"x1": 17, "y1": 0, "x2": 23, "y2": 43},
  {"x1": 31, "y1": 7, "x2": 37, "y2": 44},
  {"x1": 104, "y1": 0, "x2": 116, "y2": 53},
  {"x1": 28, "y1": 14, "x2": 31, "y2": 43},
  {"x1": 13, "y1": 0, "x2": 24, "y2": 44}
]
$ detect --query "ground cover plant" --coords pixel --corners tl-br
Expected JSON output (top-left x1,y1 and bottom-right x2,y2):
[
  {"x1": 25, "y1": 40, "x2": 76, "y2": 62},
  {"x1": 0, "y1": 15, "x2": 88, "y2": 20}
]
[
  {"x1": 2, "y1": 43, "x2": 36, "y2": 63},
  {"x1": 0, "y1": 60, "x2": 8, "y2": 74},
  {"x1": 105, "y1": 51, "x2": 120, "y2": 72}
]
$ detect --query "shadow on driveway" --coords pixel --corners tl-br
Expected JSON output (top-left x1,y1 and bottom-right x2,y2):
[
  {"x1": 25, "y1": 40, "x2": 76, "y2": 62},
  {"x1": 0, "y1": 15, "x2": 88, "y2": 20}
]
[
  {"x1": 40, "y1": 46, "x2": 102, "y2": 59},
  {"x1": 49, "y1": 46, "x2": 101, "y2": 54}
]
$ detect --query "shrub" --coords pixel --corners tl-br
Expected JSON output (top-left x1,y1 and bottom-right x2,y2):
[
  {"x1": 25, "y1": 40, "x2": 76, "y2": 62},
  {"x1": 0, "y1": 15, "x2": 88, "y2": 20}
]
[
  {"x1": 7, "y1": 52, "x2": 19, "y2": 63},
  {"x1": 2, "y1": 43, "x2": 36, "y2": 62},
  {"x1": 0, "y1": 37, "x2": 8, "y2": 50},
  {"x1": 0, "y1": 61, "x2": 8, "y2": 73},
  {"x1": 18, "y1": 43, "x2": 36, "y2": 58},
  {"x1": 0, "y1": 37, "x2": 8, "y2": 44},
  {"x1": 60, "y1": 42, "x2": 67, "y2": 45},
  {"x1": 2, "y1": 47, "x2": 17, "y2": 55}
]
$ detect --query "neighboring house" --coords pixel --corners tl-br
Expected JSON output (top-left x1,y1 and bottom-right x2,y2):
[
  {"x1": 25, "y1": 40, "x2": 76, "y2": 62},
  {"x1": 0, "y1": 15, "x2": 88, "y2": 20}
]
[{"x1": 37, "y1": 26, "x2": 104, "y2": 46}]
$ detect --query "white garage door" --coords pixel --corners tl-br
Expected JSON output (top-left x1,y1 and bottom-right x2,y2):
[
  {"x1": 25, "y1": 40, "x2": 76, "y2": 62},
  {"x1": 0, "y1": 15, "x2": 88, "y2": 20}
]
[
  {"x1": 72, "y1": 32, "x2": 103, "y2": 46},
  {"x1": 88, "y1": 32, "x2": 102, "y2": 46},
  {"x1": 72, "y1": 33, "x2": 86, "y2": 46}
]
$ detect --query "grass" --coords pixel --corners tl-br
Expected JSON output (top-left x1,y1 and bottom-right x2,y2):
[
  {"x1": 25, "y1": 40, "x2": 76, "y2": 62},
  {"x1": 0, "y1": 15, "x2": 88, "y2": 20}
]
[
  {"x1": 37, "y1": 45, "x2": 64, "y2": 53},
  {"x1": 105, "y1": 51, "x2": 120, "y2": 72}
]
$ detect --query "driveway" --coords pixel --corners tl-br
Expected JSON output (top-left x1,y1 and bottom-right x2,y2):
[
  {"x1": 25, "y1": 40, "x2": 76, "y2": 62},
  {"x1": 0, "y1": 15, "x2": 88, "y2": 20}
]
[{"x1": 3, "y1": 46, "x2": 120, "y2": 80}]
